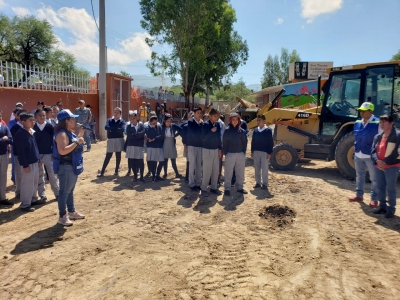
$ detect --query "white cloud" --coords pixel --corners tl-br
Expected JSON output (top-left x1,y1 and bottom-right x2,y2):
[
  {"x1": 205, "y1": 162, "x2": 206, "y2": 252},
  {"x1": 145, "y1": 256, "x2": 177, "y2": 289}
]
[
  {"x1": 0, "y1": 0, "x2": 6, "y2": 8},
  {"x1": 32, "y1": 5, "x2": 152, "y2": 68},
  {"x1": 11, "y1": 7, "x2": 31, "y2": 16},
  {"x1": 301, "y1": 0, "x2": 343, "y2": 23},
  {"x1": 276, "y1": 18, "x2": 284, "y2": 25}
]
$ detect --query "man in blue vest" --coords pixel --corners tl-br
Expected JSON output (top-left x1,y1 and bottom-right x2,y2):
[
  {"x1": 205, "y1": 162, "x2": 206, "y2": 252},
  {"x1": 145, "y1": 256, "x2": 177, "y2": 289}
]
[{"x1": 348, "y1": 102, "x2": 380, "y2": 207}]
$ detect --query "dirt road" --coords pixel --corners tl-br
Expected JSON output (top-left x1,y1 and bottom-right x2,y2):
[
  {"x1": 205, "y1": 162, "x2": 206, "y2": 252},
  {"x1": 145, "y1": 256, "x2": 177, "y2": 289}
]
[{"x1": 1, "y1": 139, "x2": 400, "y2": 299}]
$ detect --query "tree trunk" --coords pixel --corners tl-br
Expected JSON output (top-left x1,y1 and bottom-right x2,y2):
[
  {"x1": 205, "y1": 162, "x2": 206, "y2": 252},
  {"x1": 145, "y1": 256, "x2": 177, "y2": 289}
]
[
  {"x1": 184, "y1": 91, "x2": 190, "y2": 109},
  {"x1": 205, "y1": 84, "x2": 210, "y2": 107}
]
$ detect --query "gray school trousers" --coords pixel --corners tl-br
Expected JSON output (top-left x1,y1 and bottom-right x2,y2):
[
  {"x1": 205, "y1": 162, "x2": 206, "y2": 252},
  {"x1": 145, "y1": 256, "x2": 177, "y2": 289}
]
[
  {"x1": 20, "y1": 162, "x2": 39, "y2": 208},
  {"x1": 188, "y1": 146, "x2": 202, "y2": 188},
  {"x1": 38, "y1": 154, "x2": 59, "y2": 197},
  {"x1": 14, "y1": 156, "x2": 22, "y2": 196},
  {"x1": 253, "y1": 150, "x2": 269, "y2": 186},
  {"x1": 0, "y1": 154, "x2": 8, "y2": 200},
  {"x1": 201, "y1": 148, "x2": 219, "y2": 191},
  {"x1": 224, "y1": 152, "x2": 246, "y2": 191}
]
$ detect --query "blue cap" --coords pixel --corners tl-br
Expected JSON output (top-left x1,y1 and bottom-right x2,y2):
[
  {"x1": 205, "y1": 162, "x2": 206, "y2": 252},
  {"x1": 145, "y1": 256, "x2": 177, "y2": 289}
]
[{"x1": 57, "y1": 109, "x2": 79, "y2": 121}]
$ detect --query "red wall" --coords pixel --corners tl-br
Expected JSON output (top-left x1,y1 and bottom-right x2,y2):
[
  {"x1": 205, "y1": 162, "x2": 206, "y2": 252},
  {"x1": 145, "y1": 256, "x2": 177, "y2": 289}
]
[{"x1": 0, "y1": 87, "x2": 99, "y2": 132}]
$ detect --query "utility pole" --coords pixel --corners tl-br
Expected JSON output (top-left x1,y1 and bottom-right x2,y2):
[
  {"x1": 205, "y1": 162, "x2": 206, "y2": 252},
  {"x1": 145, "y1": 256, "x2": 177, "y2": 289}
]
[
  {"x1": 98, "y1": 0, "x2": 107, "y2": 139},
  {"x1": 161, "y1": 66, "x2": 165, "y2": 100}
]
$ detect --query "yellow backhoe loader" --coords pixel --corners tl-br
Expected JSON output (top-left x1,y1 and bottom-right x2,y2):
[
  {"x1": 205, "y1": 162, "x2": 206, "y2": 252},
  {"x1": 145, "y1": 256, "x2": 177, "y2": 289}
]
[{"x1": 248, "y1": 61, "x2": 400, "y2": 179}]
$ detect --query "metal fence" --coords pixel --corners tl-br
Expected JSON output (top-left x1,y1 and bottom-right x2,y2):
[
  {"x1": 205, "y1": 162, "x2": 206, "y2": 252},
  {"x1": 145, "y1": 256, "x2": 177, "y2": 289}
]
[
  {"x1": 136, "y1": 86, "x2": 206, "y2": 105},
  {"x1": 0, "y1": 60, "x2": 97, "y2": 94}
]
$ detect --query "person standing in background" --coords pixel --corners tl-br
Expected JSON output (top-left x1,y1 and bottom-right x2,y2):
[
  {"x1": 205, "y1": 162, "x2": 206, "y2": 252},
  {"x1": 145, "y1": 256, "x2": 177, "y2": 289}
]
[
  {"x1": 86, "y1": 104, "x2": 97, "y2": 143},
  {"x1": 251, "y1": 115, "x2": 273, "y2": 198},
  {"x1": 97, "y1": 107, "x2": 126, "y2": 177},
  {"x1": 186, "y1": 107, "x2": 203, "y2": 190},
  {"x1": 348, "y1": 102, "x2": 380, "y2": 207},
  {"x1": 51, "y1": 106, "x2": 59, "y2": 127},
  {"x1": 162, "y1": 114, "x2": 182, "y2": 179},
  {"x1": 10, "y1": 109, "x2": 26, "y2": 197},
  {"x1": 139, "y1": 102, "x2": 148, "y2": 123},
  {"x1": 33, "y1": 109, "x2": 59, "y2": 201},
  {"x1": 0, "y1": 110, "x2": 13, "y2": 206},
  {"x1": 74, "y1": 100, "x2": 92, "y2": 152}
]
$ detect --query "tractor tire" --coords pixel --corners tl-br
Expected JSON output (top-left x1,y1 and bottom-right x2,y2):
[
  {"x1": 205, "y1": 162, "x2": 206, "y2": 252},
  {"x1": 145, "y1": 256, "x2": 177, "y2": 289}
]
[
  {"x1": 270, "y1": 143, "x2": 298, "y2": 171},
  {"x1": 335, "y1": 132, "x2": 356, "y2": 180}
]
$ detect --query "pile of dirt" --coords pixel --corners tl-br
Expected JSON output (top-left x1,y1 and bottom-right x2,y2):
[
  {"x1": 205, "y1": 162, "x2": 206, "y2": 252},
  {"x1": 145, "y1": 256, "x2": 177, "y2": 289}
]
[{"x1": 259, "y1": 204, "x2": 296, "y2": 228}]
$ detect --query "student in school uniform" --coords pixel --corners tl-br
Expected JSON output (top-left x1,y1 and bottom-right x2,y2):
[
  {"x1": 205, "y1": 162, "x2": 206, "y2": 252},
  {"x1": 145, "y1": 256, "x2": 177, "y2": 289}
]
[
  {"x1": 223, "y1": 112, "x2": 248, "y2": 196},
  {"x1": 162, "y1": 113, "x2": 182, "y2": 178},
  {"x1": 13, "y1": 112, "x2": 45, "y2": 212},
  {"x1": 145, "y1": 116, "x2": 165, "y2": 182},
  {"x1": 33, "y1": 109, "x2": 59, "y2": 201},
  {"x1": 8, "y1": 107, "x2": 23, "y2": 184},
  {"x1": 10, "y1": 109, "x2": 26, "y2": 198},
  {"x1": 251, "y1": 114, "x2": 273, "y2": 198},
  {"x1": 186, "y1": 107, "x2": 203, "y2": 190},
  {"x1": 201, "y1": 108, "x2": 223, "y2": 197},
  {"x1": 97, "y1": 107, "x2": 126, "y2": 177},
  {"x1": 51, "y1": 106, "x2": 60, "y2": 127},
  {"x1": 125, "y1": 111, "x2": 146, "y2": 182},
  {"x1": 0, "y1": 110, "x2": 13, "y2": 206},
  {"x1": 180, "y1": 111, "x2": 194, "y2": 183}
]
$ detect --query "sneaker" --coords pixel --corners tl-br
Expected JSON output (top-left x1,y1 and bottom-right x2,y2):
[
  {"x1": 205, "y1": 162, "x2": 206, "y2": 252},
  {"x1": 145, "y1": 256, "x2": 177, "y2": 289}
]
[
  {"x1": 373, "y1": 207, "x2": 387, "y2": 214},
  {"x1": 190, "y1": 186, "x2": 199, "y2": 191},
  {"x1": 31, "y1": 200, "x2": 46, "y2": 206},
  {"x1": 40, "y1": 196, "x2": 47, "y2": 201},
  {"x1": 97, "y1": 170, "x2": 104, "y2": 177},
  {"x1": 162, "y1": 174, "x2": 167, "y2": 179},
  {"x1": 369, "y1": 201, "x2": 378, "y2": 208},
  {"x1": 237, "y1": 189, "x2": 248, "y2": 194},
  {"x1": 145, "y1": 172, "x2": 152, "y2": 178},
  {"x1": 210, "y1": 189, "x2": 222, "y2": 195},
  {"x1": 348, "y1": 196, "x2": 363, "y2": 202},
  {"x1": 140, "y1": 177, "x2": 146, "y2": 182},
  {"x1": 20, "y1": 206, "x2": 35, "y2": 212},
  {"x1": 132, "y1": 177, "x2": 138, "y2": 182},
  {"x1": 385, "y1": 210, "x2": 395, "y2": 218},
  {"x1": 114, "y1": 171, "x2": 119, "y2": 176},
  {"x1": 156, "y1": 176, "x2": 164, "y2": 181},
  {"x1": 201, "y1": 190, "x2": 209, "y2": 197},
  {"x1": 224, "y1": 190, "x2": 231, "y2": 196},
  {"x1": 68, "y1": 211, "x2": 85, "y2": 220},
  {"x1": 253, "y1": 183, "x2": 261, "y2": 189},
  {"x1": 0, "y1": 199, "x2": 13, "y2": 206},
  {"x1": 58, "y1": 214, "x2": 73, "y2": 226},
  {"x1": 175, "y1": 174, "x2": 183, "y2": 178},
  {"x1": 261, "y1": 184, "x2": 268, "y2": 190},
  {"x1": 184, "y1": 178, "x2": 189, "y2": 183}
]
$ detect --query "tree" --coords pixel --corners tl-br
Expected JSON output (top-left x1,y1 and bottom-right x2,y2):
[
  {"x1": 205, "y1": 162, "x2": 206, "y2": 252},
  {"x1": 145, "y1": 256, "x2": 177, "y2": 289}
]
[
  {"x1": 47, "y1": 50, "x2": 76, "y2": 73},
  {"x1": 214, "y1": 78, "x2": 252, "y2": 101},
  {"x1": 261, "y1": 48, "x2": 301, "y2": 89},
  {"x1": 140, "y1": 0, "x2": 248, "y2": 108},
  {"x1": 119, "y1": 70, "x2": 132, "y2": 77},
  {"x1": 392, "y1": 50, "x2": 400, "y2": 61}
]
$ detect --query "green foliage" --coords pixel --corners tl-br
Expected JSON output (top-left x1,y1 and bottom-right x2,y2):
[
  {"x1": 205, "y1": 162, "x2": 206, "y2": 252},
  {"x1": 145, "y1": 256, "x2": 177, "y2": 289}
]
[
  {"x1": 0, "y1": 15, "x2": 90, "y2": 75},
  {"x1": 261, "y1": 48, "x2": 301, "y2": 89},
  {"x1": 392, "y1": 49, "x2": 400, "y2": 61},
  {"x1": 119, "y1": 70, "x2": 132, "y2": 77},
  {"x1": 139, "y1": 0, "x2": 248, "y2": 107},
  {"x1": 214, "y1": 78, "x2": 252, "y2": 101}
]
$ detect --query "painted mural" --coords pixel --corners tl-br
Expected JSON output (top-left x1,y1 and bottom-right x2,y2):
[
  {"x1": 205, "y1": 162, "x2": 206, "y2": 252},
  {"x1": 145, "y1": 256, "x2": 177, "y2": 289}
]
[{"x1": 280, "y1": 80, "x2": 319, "y2": 108}]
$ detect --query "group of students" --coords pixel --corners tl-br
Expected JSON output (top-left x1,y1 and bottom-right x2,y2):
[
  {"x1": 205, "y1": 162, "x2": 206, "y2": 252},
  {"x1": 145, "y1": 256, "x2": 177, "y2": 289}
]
[
  {"x1": 95, "y1": 106, "x2": 274, "y2": 198},
  {"x1": 0, "y1": 102, "x2": 87, "y2": 226}
]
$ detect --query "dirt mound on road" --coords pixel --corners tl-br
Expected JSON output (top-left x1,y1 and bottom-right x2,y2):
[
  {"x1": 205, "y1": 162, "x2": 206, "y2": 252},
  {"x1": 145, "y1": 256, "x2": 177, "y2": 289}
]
[{"x1": 259, "y1": 204, "x2": 296, "y2": 228}]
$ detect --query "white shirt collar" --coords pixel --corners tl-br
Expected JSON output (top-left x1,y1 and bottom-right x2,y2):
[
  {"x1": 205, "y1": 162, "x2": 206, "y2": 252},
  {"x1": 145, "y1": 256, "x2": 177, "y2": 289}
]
[
  {"x1": 36, "y1": 122, "x2": 46, "y2": 131},
  {"x1": 258, "y1": 125, "x2": 267, "y2": 132}
]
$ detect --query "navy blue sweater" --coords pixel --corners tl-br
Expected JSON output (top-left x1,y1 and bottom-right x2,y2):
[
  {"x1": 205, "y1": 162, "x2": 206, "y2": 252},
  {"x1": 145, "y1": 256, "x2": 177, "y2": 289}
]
[
  {"x1": 201, "y1": 120, "x2": 222, "y2": 150},
  {"x1": 145, "y1": 124, "x2": 164, "y2": 148},
  {"x1": 162, "y1": 123, "x2": 182, "y2": 140},
  {"x1": 105, "y1": 118, "x2": 126, "y2": 139},
  {"x1": 10, "y1": 123, "x2": 23, "y2": 155},
  {"x1": 14, "y1": 128, "x2": 40, "y2": 168},
  {"x1": 0, "y1": 125, "x2": 13, "y2": 155},
  {"x1": 251, "y1": 127, "x2": 273, "y2": 154},
  {"x1": 222, "y1": 124, "x2": 247, "y2": 155},
  {"x1": 181, "y1": 121, "x2": 188, "y2": 145},
  {"x1": 126, "y1": 122, "x2": 145, "y2": 147},
  {"x1": 186, "y1": 118, "x2": 203, "y2": 147},
  {"x1": 33, "y1": 122, "x2": 54, "y2": 154}
]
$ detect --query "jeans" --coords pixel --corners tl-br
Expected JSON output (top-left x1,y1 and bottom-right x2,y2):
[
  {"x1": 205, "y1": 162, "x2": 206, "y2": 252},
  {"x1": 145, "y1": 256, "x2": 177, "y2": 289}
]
[
  {"x1": 81, "y1": 124, "x2": 91, "y2": 150},
  {"x1": 57, "y1": 164, "x2": 78, "y2": 217},
  {"x1": 375, "y1": 166, "x2": 399, "y2": 212},
  {"x1": 90, "y1": 124, "x2": 97, "y2": 141},
  {"x1": 354, "y1": 156, "x2": 378, "y2": 200}
]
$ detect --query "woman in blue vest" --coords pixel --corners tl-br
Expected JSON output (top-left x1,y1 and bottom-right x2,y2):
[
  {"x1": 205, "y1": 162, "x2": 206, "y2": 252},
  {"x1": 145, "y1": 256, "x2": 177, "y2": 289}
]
[{"x1": 53, "y1": 109, "x2": 86, "y2": 226}]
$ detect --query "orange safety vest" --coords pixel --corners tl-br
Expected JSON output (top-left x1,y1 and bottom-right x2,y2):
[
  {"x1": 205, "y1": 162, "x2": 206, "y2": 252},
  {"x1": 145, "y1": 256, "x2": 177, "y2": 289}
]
[{"x1": 140, "y1": 106, "x2": 147, "y2": 117}]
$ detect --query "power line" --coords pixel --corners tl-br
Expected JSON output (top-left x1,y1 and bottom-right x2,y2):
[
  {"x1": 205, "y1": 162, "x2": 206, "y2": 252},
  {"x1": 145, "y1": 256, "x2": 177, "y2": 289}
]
[{"x1": 90, "y1": 0, "x2": 99, "y2": 31}]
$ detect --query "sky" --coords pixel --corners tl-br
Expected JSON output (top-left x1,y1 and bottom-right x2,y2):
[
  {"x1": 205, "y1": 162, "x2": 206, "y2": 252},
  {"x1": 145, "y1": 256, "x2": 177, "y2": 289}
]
[{"x1": 1, "y1": 0, "x2": 399, "y2": 88}]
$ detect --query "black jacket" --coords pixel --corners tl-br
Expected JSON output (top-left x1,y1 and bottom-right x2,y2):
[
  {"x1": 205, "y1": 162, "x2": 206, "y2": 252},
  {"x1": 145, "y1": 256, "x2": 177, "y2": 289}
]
[
  {"x1": 0, "y1": 125, "x2": 12, "y2": 155},
  {"x1": 105, "y1": 118, "x2": 126, "y2": 139},
  {"x1": 186, "y1": 118, "x2": 203, "y2": 147},
  {"x1": 10, "y1": 123, "x2": 22, "y2": 155},
  {"x1": 13, "y1": 128, "x2": 40, "y2": 168},
  {"x1": 371, "y1": 127, "x2": 400, "y2": 166},
  {"x1": 145, "y1": 124, "x2": 164, "y2": 148},
  {"x1": 126, "y1": 122, "x2": 145, "y2": 147},
  {"x1": 201, "y1": 120, "x2": 222, "y2": 150},
  {"x1": 33, "y1": 122, "x2": 54, "y2": 154},
  {"x1": 222, "y1": 123, "x2": 247, "y2": 155},
  {"x1": 251, "y1": 126, "x2": 273, "y2": 154}
]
